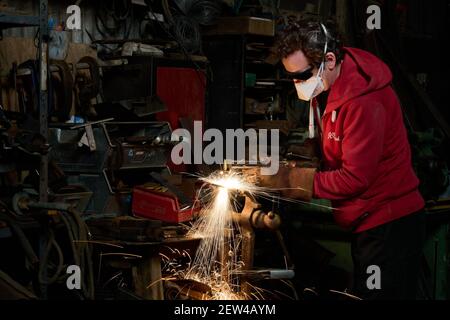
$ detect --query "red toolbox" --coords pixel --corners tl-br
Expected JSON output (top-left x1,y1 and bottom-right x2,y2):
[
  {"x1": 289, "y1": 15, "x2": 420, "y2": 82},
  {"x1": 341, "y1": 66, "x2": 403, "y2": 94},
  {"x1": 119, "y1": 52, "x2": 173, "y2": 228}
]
[{"x1": 132, "y1": 186, "x2": 195, "y2": 223}]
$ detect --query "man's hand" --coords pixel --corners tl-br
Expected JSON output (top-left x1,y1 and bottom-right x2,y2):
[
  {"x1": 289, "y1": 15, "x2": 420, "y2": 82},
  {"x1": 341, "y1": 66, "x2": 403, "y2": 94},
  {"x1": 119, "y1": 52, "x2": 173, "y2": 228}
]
[
  {"x1": 258, "y1": 163, "x2": 316, "y2": 201},
  {"x1": 259, "y1": 165, "x2": 291, "y2": 190}
]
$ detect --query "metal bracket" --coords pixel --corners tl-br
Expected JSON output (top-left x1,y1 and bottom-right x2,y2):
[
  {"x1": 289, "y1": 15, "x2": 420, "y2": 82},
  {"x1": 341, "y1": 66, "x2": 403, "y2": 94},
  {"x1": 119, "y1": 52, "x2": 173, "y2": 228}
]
[{"x1": 70, "y1": 118, "x2": 114, "y2": 151}]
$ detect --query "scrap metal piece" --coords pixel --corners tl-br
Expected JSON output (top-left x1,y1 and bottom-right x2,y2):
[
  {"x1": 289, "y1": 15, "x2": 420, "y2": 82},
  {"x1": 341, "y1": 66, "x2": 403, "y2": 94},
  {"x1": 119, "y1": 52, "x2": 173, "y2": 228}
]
[{"x1": 70, "y1": 118, "x2": 114, "y2": 151}]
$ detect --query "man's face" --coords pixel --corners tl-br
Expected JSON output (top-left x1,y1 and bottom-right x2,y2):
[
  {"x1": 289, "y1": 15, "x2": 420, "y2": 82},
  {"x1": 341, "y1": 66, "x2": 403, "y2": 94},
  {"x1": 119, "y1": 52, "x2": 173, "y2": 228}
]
[{"x1": 282, "y1": 50, "x2": 332, "y2": 91}]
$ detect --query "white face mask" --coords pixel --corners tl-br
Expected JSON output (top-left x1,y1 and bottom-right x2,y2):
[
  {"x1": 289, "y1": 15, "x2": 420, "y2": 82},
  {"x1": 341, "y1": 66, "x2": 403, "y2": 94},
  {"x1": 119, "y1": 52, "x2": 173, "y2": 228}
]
[{"x1": 294, "y1": 62, "x2": 325, "y2": 101}]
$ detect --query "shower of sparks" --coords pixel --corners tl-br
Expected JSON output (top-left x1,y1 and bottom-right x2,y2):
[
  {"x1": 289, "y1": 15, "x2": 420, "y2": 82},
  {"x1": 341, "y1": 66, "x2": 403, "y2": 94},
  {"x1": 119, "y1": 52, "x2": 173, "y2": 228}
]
[
  {"x1": 167, "y1": 167, "x2": 335, "y2": 300},
  {"x1": 184, "y1": 170, "x2": 251, "y2": 300}
]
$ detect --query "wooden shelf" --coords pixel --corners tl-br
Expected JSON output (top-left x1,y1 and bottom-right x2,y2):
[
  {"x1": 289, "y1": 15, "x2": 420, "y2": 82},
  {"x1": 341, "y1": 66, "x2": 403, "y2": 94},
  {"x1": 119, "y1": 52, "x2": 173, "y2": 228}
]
[{"x1": 0, "y1": 13, "x2": 39, "y2": 29}]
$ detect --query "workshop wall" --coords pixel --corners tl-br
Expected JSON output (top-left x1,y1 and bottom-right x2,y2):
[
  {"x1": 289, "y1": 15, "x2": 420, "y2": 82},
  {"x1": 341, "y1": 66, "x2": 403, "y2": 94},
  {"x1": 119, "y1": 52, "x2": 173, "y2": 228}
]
[
  {"x1": 1, "y1": 0, "x2": 141, "y2": 44},
  {"x1": 0, "y1": 0, "x2": 105, "y2": 111},
  {"x1": 0, "y1": 37, "x2": 96, "y2": 111}
]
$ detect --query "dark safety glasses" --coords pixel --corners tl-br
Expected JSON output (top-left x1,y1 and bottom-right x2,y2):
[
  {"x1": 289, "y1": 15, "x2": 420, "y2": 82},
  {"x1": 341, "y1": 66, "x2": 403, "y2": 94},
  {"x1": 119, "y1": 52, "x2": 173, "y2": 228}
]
[{"x1": 284, "y1": 66, "x2": 314, "y2": 81}]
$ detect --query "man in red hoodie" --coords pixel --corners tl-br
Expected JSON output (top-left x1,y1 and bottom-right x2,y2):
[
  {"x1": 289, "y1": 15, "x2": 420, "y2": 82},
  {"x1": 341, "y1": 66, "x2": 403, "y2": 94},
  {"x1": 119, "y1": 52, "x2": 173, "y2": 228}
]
[{"x1": 264, "y1": 19, "x2": 425, "y2": 299}]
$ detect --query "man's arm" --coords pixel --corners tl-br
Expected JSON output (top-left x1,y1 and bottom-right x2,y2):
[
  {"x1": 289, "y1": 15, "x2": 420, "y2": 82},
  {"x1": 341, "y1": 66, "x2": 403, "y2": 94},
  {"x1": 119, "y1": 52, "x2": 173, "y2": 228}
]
[{"x1": 313, "y1": 101, "x2": 386, "y2": 200}]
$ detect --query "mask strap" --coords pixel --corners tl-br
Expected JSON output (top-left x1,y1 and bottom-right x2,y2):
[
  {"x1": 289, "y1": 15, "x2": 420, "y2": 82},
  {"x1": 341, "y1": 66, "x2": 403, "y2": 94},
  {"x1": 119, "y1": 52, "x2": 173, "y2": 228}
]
[
  {"x1": 320, "y1": 23, "x2": 329, "y2": 56},
  {"x1": 317, "y1": 61, "x2": 325, "y2": 76},
  {"x1": 319, "y1": 23, "x2": 328, "y2": 74}
]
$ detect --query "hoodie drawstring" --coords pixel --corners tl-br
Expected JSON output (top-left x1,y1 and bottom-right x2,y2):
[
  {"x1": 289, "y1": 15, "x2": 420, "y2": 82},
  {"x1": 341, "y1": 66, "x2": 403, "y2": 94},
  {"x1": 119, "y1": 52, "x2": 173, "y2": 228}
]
[{"x1": 309, "y1": 98, "x2": 322, "y2": 139}]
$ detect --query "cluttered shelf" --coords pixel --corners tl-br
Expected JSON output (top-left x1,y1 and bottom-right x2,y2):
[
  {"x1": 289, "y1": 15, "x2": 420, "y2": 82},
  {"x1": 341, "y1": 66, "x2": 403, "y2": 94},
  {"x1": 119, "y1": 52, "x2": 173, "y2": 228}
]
[{"x1": 0, "y1": 13, "x2": 39, "y2": 29}]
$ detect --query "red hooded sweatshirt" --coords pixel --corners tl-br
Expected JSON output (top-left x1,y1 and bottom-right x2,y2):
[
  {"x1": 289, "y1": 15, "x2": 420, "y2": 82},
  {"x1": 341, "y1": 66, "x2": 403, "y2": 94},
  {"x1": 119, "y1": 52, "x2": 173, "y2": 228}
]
[{"x1": 312, "y1": 47, "x2": 424, "y2": 233}]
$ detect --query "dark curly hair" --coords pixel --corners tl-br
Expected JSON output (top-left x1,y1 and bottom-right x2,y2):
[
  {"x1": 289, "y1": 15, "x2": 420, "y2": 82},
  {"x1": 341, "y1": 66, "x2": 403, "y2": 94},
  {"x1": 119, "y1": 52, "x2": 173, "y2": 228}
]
[{"x1": 275, "y1": 18, "x2": 344, "y2": 68}]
